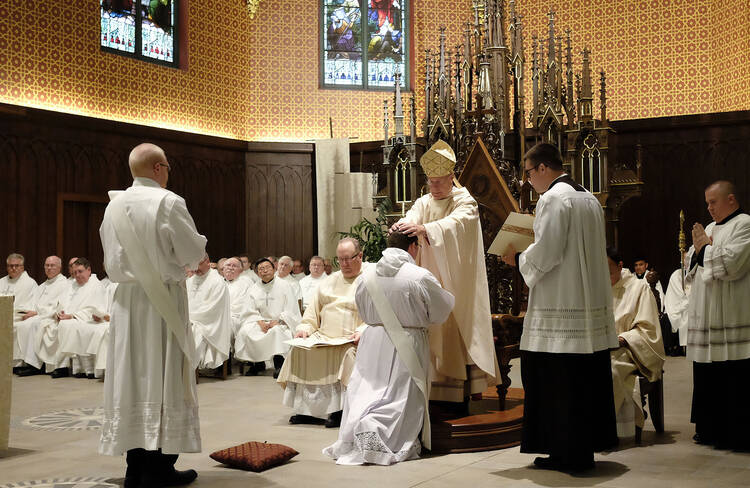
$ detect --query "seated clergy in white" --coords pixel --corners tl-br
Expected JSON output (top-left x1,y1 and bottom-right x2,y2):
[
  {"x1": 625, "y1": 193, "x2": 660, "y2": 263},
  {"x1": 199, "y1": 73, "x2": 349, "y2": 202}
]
[
  {"x1": 277, "y1": 238, "x2": 366, "y2": 428},
  {"x1": 292, "y1": 259, "x2": 306, "y2": 281},
  {"x1": 607, "y1": 248, "x2": 665, "y2": 438},
  {"x1": 235, "y1": 258, "x2": 301, "y2": 377},
  {"x1": 239, "y1": 254, "x2": 260, "y2": 285},
  {"x1": 56, "y1": 257, "x2": 110, "y2": 379},
  {"x1": 299, "y1": 256, "x2": 327, "y2": 311},
  {"x1": 222, "y1": 257, "x2": 254, "y2": 335},
  {"x1": 324, "y1": 232, "x2": 454, "y2": 465},
  {"x1": 14, "y1": 256, "x2": 68, "y2": 376},
  {"x1": 36, "y1": 257, "x2": 107, "y2": 378},
  {"x1": 277, "y1": 255, "x2": 303, "y2": 304},
  {"x1": 187, "y1": 254, "x2": 232, "y2": 369},
  {"x1": 1, "y1": 253, "x2": 38, "y2": 324}
]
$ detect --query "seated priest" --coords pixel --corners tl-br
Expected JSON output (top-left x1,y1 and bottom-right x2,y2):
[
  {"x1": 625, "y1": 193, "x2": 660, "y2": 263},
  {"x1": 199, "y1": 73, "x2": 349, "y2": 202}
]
[
  {"x1": 222, "y1": 257, "x2": 254, "y2": 335},
  {"x1": 292, "y1": 259, "x2": 306, "y2": 281},
  {"x1": 323, "y1": 232, "x2": 455, "y2": 465},
  {"x1": 14, "y1": 256, "x2": 69, "y2": 376},
  {"x1": 323, "y1": 259, "x2": 333, "y2": 275},
  {"x1": 187, "y1": 254, "x2": 232, "y2": 370},
  {"x1": 299, "y1": 256, "x2": 327, "y2": 311},
  {"x1": 277, "y1": 255, "x2": 303, "y2": 305},
  {"x1": 607, "y1": 248, "x2": 665, "y2": 438},
  {"x1": 234, "y1": 258, "x2": 301, "y2": 377},
  {"x1": 38, "y1": 257, "x2": 107, "y2": 378},
  {"x1": 1, "y1": 253, "x2": 38, "y2": 325},
  {"x1": 277, "y1": 238, "x2": 366, "y2": 428},
  {"x1": 240, "y1": 253, "x2": 260, "y2": 284}
]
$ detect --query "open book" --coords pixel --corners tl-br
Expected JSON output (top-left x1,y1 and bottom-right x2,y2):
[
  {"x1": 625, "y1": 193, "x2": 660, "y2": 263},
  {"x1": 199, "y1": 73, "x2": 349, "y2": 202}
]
[
  {"x1": 488, "y1": 212, "x2": 535, "y2": 256},
  {"x1": 284, "y1": 331, "x2": 355, "y2": 350}
]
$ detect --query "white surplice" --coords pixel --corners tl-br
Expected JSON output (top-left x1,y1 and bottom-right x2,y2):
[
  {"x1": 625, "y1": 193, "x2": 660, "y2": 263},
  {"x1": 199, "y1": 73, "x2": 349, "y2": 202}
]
[
  {"x1": 278, "y1": 273, "x2": 302, "y2": 301},
  {"x1": 57, "y1": 275, "x2": 109, "y2": 371},
  {"x1": 225, "y1": 276, "x2": 254, "y2": 335},
  {"x1": 299, "y1": 273, "x2": 326, "y2": 311},
  {"x1": 36, "y1": 276, "x2": 106, "y2": 370},
  {"x1": 518, "y1": 178, "x2": 617, "y2": 353},
  {"x1": 610, "y1": 270, "x2": 665, "y2": 438},
  {"x1": 0, "y1": 271, "x2": 38, "y2": 322},
  {"x1": 398, "y1": 187, "x2": 499, "y2": 401},
  {"x1": 13, "y1": 273, "x2": 68, "y2": 368},
  {"x1": 234, "y1": 278, "x2": 301, "y2": 362},
  {"x1": 324, "y1": 248, "x2": 454, "y2": 465},
  {"x1": 187, "y1": 268, "x2": 231, "y2": 369},
  {"x1": 664, "y1": 262, "x2": 695, "y2": 347},
  {"x1": 277, "y1": 270, "x2": 365, "y2": 419},
  {"x1": 98, "y1": 177, "x2": 206, "y2": 456},
  {"x1": 688, "y1": 212, "x2": 750, "y2": 363},
  {"x1": 292, "y1": 272, "x2": 306, "y2": 281}
]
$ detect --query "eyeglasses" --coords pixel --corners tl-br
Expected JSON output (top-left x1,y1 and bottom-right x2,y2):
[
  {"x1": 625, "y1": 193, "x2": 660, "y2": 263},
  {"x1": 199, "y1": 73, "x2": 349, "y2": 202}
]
[
  {"x1": 7, "y1": 264, "x2": 22, "y2": 268},
  {"x1": 158, "y1": 162, "x2": 171, "y2": 172},
  {"x1": 524, "y1": 164, "x2": 540, "y2": 178},
  {"x1": 338, "y1": 253, "x2": 361, "y2": 264}
]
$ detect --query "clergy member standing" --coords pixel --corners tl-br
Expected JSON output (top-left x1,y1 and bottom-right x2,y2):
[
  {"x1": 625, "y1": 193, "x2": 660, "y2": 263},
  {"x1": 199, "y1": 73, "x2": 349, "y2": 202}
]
[
  {"x1": 1, "y1": 253, "x2": 38, "y2": 324},
  {"x1": 391, "y1": 139, "x2": 499, "y2": 404},
  {"x1": 234, "y1": 258, "x2": 301, "y2": 377},
  {"x1": 607, "y1": 248, "x2": 665, "y2": 439},
  {"x1": 324, "y1": 232, "x2": 454, "y2": 465},
  {"x1": 664, "y1": 251, "x2": 695, "y2": 351},
  {"x1": 502, "y1": 143, "x2": 617, "y2": 471},
  {"x1": 688, "y1": 180, "x2": 750, "y2": 450},
  {"x1": 98, "y1": 143, "x2": 206, "y2": 487},
  {"x1": 14, "y1": 256, "x2": 68, "y2": 376},
  {"x1": 187, "y1": 254, "x2": 232, "y2": 370}
]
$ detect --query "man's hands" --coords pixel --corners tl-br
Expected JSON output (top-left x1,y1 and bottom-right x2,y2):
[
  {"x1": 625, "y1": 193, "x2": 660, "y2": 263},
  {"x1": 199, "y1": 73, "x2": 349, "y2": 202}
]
[
  {"x1": 349, "y1": 331, "x2": 362, "y2": 345},
  {"x1": 390, "y1": 221, "x2": 427, "y2": 239},
  {"x1": 21, "y1": 311, "x2": 37, "y2": 321},
  {"x1": 501, "y1": 244, "x2": 517, "y2": 267},
  {"x1": 618, "y1": 336, "x2": 626, "y2": 347},
  {"x1": 294, "y1": 330, "x2": 309, "y2": 339},
  {"x1": 692, "y1": 223, "x2": 712, "y2": 252},
  {"x1": 56, "y1": 311, "x2": 73, "y2": 321},
  {"x1": 259, "y1": 320, "x2": 280, "y2": 333}
]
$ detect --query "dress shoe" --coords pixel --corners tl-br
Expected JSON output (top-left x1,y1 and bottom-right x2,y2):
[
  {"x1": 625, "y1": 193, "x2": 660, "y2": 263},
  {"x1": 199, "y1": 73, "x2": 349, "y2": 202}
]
[
  {"x1": 325, "y1": 410, "x2": 342, "y2": 428},
  {"x1": 533, "y1": 456, "x2": 559, "y2": 470},
  {"x1": 87, "y1": 373, "x2": 96, "y2": 379},
  {"x1": 50, "y1": 368, "x2": 70, "y2": 379},
  {"x1": 141, "y1": 468, "x2": 198, "y2": 488},
  {"x1": 16, "y1": 366, "x2": 43, "y2": 377},
  {"x1": 73, "y1": 372, "x2": 88, "y2": 378},
  {"x1": 289, "y1": 414, "x2": 324, "y2": 425},
  {"x1": 244, "y1": 365, "x2": 258, "y2": 376},
  {"x1": 693, "y1": 433, "x2": 714, "y2": 445},
  {"x1": 12, "y1": 366, "x2": 23, "y2": 375}
]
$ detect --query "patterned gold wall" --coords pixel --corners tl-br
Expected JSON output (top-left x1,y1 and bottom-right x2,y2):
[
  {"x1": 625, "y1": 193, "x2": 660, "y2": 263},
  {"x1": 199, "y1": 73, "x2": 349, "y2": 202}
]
[{"x1": 1, "y1": 1, "x2": 748, "y2": 143}]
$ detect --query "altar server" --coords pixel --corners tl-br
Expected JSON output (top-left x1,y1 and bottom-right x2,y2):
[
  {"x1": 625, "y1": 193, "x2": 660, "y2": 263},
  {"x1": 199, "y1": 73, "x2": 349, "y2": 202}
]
[
  {"x1": 234, "y1": 257, "x2": 301, "y2": 377},
  {"x1": 607, "y1": 248, "x2": 665, "y2": 439},
  {"x1": 688, "y1": 180, "x2": 750, "y2": 450},
  {"x1": 1, "y1": 253, "x2": 38, "y2": 323},
  {"x1": 278, "y1": 239, "x2": 366, "y2": 427},
  {"x1": 664, "y1": 252, "x2": 695, "y2": 348},
  {"x1": 391, "y1": 140, "x2": 499, "y2": 403},
  {"x1": 98, "y1": 143, "x2": 206, "y2": 487},
  {"x1": 299, "y1": 256, "x2": 327, "y2": 311},
  {"x1": 57, "y1": 257, "x2": 109, "y2": 378},
  {"x1": 502, "y1": 143, "x2": 617, "y2": 471},
  {"x1": 187, "y1": 254, "x2": 231, "y2": 369},
  {"x1": 324, "y1": 232, "x2": 454, "y2": 465},
  {"x1": 14, "y1": 256, "x2": 68, "y2": 375}
]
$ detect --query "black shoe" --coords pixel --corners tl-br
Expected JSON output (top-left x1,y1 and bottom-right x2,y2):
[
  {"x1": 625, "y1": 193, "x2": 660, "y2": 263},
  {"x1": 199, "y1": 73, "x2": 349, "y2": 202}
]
[
  {"x1": 87, "y1": 373, "x2": 96, "y2": 379},
  {"x1": 325, "y1": 410, "x2": 342, "y2": 428},
  {"x1": 73, "y1": 372, "x2": 87, "y2": 378},
  {"x1": 50, "y1": 368, "x2": 70, "y2": 378},
  {"x1": 16, "y1": 366, "x2": 43, "y2": 377},
  {"x1": 694, "y1": 433, "x2": 714, "y2": 445},
  {"x1": 244, "y1": 364, "x2": 258, "y2": 376},
  {"x1": 12, "y1": 366, "x2": 23, "y2": 375},
  {"x1": 289, "y1": 414, "x2": 325, "y2": 425},
  {"x1": 533, "y1": 456, "x2": 558, "y2": 470},
  {"x1": 254, "y1": 361, "x2": 267, "y2": 373},
  {"x1": 141, "y1": 469, "x2": 198, "y2": 488}
]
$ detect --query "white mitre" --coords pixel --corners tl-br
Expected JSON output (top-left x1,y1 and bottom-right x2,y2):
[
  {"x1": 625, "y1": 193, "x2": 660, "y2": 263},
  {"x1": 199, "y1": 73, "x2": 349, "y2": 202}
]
[{"x1": 420, "y1": 139, "x2": 456, "y2": 177}]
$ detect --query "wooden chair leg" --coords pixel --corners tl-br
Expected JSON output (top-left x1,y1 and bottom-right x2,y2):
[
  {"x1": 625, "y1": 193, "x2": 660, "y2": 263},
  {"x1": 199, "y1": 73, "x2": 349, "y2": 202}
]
[
  {"x1": 195, "y1": 368, "x2": 199, "y2": 384},
  {"x1": 648, "y1": 378, "x2": 665, "y2": 433},
  {"x1": 635, "y1": 425, "x2": 642, "y2": 444},
  {"x1": 221, "y1": 359, "x2": 228, "y2": 380}
]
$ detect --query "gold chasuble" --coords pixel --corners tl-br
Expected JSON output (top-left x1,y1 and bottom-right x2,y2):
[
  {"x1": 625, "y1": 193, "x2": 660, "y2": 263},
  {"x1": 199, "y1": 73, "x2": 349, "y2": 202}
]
[{"x1": 402, "y1": 187, "x2": 500, "y2": 401}]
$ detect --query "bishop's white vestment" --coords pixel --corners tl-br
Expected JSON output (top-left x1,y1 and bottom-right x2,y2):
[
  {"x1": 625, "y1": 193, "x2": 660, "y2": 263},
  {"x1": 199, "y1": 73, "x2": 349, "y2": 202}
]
[
  {"x1": 13, "y1": 273, "x2": 68, "y2": 368},
  {"x1": 324, "y1": 248, "x2": 454, "y2": 465},
  {"x1": 610, "y1": 269, "x2": 665, "y2": 438},
  {"x1": 98, "y1": 177, "x2": 206, "y2": 456},
  {"x1": 277, "y1": 269, "x2": 365, "y2": 419},
  {"x1": 234, "y1": 278, "x2": 301, "y2": 362},
  {"x1": 398, "y1": 187, "x2": 499, "y2": 401},
  {"x1": 187, "y1": 268, "x2": 231, "y2": 369},
  {"x1": 0, "y1": 271, "x2": 38, "y2": 322}
]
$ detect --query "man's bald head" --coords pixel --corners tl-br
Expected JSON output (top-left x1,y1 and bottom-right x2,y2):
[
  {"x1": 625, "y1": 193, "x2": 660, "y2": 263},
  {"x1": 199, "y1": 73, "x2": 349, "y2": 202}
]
[
  {"x1": 705, "y1": 180, "x2": 740, "y2": 222},
  {"x1": 129, "y1": 143, "x2": 170, "y2": 188}
]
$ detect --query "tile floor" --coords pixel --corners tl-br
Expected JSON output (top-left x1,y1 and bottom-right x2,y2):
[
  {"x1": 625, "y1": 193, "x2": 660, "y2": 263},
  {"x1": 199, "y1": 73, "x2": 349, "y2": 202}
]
[{"x1": 1, "y1": 356, "x2": 748, "y2": 487}]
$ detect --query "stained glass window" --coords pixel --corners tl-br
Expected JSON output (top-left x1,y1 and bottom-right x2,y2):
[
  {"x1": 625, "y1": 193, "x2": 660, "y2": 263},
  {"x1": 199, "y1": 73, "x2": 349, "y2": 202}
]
[
  {"x1": 101, "y1": 0, "x2": 178, "y2": 67},
  {"x1": 322, "y1": 1, "x2": 409, "y2": 90}
]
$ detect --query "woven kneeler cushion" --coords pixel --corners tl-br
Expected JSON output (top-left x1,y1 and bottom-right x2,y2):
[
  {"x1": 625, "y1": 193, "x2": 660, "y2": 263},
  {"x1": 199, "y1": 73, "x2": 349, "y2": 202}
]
[{"x1": 210, "y1": 441, "x2": 299, "y2": 472}]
